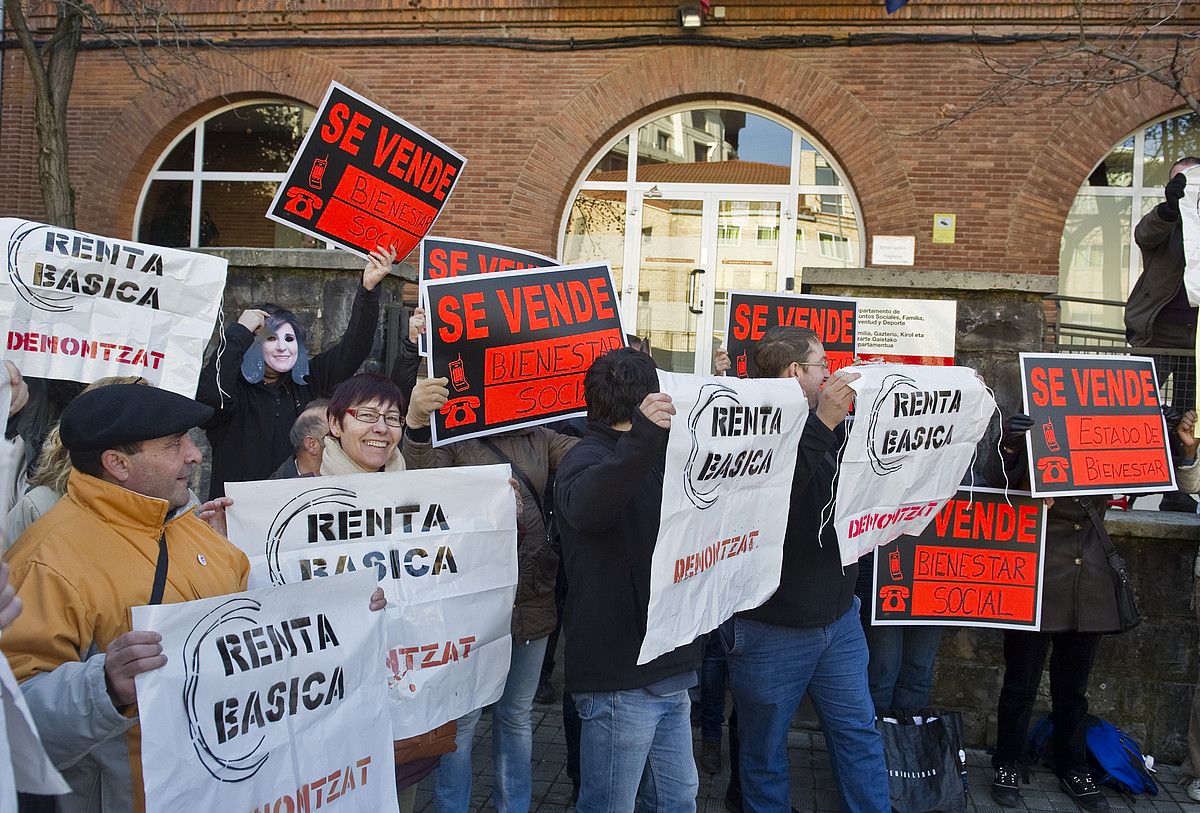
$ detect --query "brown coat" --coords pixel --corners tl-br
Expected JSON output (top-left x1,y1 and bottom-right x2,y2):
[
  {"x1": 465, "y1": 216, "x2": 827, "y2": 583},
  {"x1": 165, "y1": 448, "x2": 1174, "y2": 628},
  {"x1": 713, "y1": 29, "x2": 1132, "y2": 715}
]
[
  {"x1": 1039, "y1": 495, "x2": 1121, "y2": 634},
  {"x1": 402, "y1": 426, "x2": 578, "y2": 641}
]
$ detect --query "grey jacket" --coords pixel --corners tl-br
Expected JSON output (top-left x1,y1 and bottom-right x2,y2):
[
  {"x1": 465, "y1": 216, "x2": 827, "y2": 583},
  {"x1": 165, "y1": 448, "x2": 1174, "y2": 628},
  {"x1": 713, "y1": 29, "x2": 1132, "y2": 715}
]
[{"x1": 1126, "y1": 206, "x2": 1190, "y2": 346}]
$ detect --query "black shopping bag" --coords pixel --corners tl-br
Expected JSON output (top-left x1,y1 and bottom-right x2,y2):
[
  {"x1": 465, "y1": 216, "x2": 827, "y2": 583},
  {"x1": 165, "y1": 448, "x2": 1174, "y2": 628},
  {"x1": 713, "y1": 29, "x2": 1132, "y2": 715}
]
[{"x1": 876, "y1": 709, "x2": 967, "y2": 813}]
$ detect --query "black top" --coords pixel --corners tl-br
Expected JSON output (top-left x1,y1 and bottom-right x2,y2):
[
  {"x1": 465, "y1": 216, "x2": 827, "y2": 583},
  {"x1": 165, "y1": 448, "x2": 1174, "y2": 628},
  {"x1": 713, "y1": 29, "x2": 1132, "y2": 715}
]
[
  {"x1": 554, "y1": 411, "x2": 702, "y2": 693},
  {"x1": 196, "y1": 284, "x2": 380, "y2": 496},
  {"x1": 737, "y1": 412, "x2": 858, "y2": 628}
]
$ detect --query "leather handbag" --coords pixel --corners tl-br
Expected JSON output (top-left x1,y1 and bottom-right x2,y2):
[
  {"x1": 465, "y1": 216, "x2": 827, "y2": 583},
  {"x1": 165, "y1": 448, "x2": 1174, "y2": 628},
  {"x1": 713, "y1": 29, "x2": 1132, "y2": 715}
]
[
  {"x1": 1081, "y1": 498, "x2": 1142, "y2": 633},
  {"x1": 393, "y1": 720, "x2": 457, "y2": 764}
]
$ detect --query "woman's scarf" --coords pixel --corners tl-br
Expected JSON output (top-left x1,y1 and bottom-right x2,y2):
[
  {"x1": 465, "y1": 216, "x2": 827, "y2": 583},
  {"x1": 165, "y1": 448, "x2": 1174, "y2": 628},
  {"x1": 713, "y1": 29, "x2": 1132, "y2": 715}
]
[{"x1": 319, "y1": 433, "x2": 406, "y2": 475}]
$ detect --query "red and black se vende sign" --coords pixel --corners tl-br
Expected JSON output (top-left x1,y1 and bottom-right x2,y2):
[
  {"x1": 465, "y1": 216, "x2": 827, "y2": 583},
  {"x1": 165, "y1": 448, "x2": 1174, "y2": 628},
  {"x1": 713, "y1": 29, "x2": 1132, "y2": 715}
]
[
  {"x1": 417, "y1": 237, "x2": 558, "y2": 355},
  {"x1": 1019, "y1": 353, "x2": 1175, "y2": 497},
  {"x1": 872, "y1": 487, "x2": 1046, "y2": 630},
  {"x1": 266, "y1": 82, "x2": 466, "y2": 261},
  {"x1": 424, "y1": 262, "x2": 626, "y2": 445},
  {"x1": 724, "y1": 291, "x2": 856, "y2": 378}
]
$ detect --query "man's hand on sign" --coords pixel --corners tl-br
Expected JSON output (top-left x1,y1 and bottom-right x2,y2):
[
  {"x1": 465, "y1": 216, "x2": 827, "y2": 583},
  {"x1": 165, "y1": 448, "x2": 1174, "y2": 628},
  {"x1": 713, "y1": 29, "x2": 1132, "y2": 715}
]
[
  {"x1": 408, "y1": 307, "x2": 427, "y2": 344},
  {"x1": 197, "y1": 496, "x2": 233, "y2": 537},
  {"x1": 1165, "y1": 172, "x2": 1187, "y2": 218},
  {"x1": 369, "y1": 587, "x2": 387, "y2": 612},
  {"x1": 0, "y1": 563, "x2": 22, "y2": 630},
  {"x1": 5, "y1": 361, "x2": 29, "y2": 417},
  {"x1": 815, "y1": 369, "x2": 859, "y2": 430},
  {"x1": 1000, "y1": 414, "x2": 1036, "y2": 455},
  {"x1": 363, "y1": 244, "x2": 398, "y2": 292},
  {"x1": 639, "y1": 392, "x2": 676, "y2": 430},
  {"x1": 1178, "y1": 409, "x2": 1198, "y2": 461},
  {"x1": 406, "y1": 377, "x2": 449, "y2": 428},
  {"x1": 237, "y1": 309, "x2": 271, "y2": 335},
  {"x1": 714, "y1": 346, "x2": 731, "y2": 376},
  {"x1": 104, "y1": 630, "x2": 166, "y2": 710}
]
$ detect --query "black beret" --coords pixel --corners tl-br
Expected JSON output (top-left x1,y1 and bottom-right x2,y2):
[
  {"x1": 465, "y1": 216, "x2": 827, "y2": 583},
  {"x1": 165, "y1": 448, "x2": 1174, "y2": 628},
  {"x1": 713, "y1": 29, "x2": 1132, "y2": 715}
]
[{"x1": 59, "y1": 384, "x2": 213, "y2": 453}]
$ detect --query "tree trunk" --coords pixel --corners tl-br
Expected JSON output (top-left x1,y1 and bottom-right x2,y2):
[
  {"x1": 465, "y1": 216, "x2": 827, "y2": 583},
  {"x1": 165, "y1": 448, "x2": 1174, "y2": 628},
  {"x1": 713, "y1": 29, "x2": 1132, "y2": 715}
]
[{"x1": 32, "y1": 93, "x2": 73, "y2": 228}]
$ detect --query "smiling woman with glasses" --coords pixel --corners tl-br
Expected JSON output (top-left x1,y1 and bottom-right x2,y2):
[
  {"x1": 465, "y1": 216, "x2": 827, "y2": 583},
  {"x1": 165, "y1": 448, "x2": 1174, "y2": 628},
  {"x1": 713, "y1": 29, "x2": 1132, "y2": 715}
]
[{"x1": 322, "y1": 373, "x2": 408, "y2": 474}]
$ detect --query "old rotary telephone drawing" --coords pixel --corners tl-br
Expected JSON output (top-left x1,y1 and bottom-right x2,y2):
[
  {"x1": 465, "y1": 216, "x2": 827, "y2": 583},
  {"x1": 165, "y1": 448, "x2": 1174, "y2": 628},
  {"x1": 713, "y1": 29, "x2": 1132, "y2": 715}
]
[
  {"x1": 283, "y1": 187, "x2": 323, "y2": 220},
  {"x1": 441, "y1": 397, "x2": 480, "y2": 428},
  {"x1": 879, "y1": 585, "x2": 909, "y2": 613},
  {"x1": 1037, "y1": 456, "x2": 1069, "y2": 483}
]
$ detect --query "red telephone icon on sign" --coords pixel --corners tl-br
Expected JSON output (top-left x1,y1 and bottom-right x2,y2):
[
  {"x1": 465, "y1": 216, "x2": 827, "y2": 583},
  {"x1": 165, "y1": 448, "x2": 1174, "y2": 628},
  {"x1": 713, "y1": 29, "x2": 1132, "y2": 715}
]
[
  {"x1": 1037, "y1": 456, "x2": 1069, "y2": 483},
  {"x1": 283, "y1": 187, "x2": 323, "y2": 220},
  {"x1": 441, "y1": 396, "x2": 480, "y2": 428},
  {"x1": 879, "y1": 585, "x2": 910, "y2": 613}
]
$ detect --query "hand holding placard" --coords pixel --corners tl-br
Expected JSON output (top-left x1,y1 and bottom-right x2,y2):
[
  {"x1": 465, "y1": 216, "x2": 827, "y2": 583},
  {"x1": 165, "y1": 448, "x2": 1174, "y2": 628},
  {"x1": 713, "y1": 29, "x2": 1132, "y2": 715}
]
[
  {"x1": 362, "y1": 244, "x2": 397, "y2": 291},
  {"x1": 639, "y1": 393, "x2": 676, "y2": 430},
  {"x1": 816, "y1": 369, "x2": 860, "y2": 429},
  {"x1": 407, "y1": 377, "x2": 449, "y2": 428}
]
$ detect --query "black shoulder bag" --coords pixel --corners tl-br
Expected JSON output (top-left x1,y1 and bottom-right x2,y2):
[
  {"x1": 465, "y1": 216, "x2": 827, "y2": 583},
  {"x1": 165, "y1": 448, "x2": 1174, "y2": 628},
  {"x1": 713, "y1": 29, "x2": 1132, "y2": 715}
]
[
  {"x1": 150, "y1": 531, "x2": 169, "y2": 605},
  {"x1": 480, "y1": 439, "x2": 550, "y2": 543},
  {"x1": 1080, "y1": 498, "x2": 1141, "y2": 633}
]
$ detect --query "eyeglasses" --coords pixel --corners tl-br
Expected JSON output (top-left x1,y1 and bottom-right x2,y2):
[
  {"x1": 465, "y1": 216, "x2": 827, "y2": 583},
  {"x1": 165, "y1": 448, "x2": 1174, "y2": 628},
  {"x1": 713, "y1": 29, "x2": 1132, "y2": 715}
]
[
  {"x1": 797, "y1": 359, "x2": 830, "y2": 370},
  {"x1": 345, "y1": 408, "x2": 403, "y2": 427}
]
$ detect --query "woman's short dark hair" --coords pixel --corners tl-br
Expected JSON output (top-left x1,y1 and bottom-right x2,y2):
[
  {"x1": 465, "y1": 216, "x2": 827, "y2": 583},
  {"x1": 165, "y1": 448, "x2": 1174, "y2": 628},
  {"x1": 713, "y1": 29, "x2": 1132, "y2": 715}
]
[
  {"x1": 583, "y1": 348, "x2": 659, "y2": 427},
  {"x1": 327, "y1": 374, "x2": 405, "y2": 426},
  {"x1": 754, "y1": 326, "x2": 821, "y2": 378}
]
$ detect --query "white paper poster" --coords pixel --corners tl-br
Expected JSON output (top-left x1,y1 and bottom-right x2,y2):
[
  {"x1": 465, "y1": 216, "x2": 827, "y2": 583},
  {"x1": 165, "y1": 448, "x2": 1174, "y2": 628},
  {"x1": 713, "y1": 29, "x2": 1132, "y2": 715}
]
[
  {"x1": 855, "y1": 297, "x2": 957, "y2": 365},
  {"x1": 1181, "y1": 166, "x2": 1200, "y2": 308},
  {"x1": 225, "y1": 465, "x2": 517, "y2": 738},
  {"x1": 834, "y1": 364, "x2": 995, "y2": 567},
  {"x1": 871, "y1": 235, "x2": 916, "y2": 266},
  {"x1": 640, "y1": 372, "x2": 808, "y2": 665},
  {"x1": 0, "y1": 219, "x2": 227, "y2": 396},
  {"x1": 133, "y1": 571, "x2": 395, "y2": 813}
]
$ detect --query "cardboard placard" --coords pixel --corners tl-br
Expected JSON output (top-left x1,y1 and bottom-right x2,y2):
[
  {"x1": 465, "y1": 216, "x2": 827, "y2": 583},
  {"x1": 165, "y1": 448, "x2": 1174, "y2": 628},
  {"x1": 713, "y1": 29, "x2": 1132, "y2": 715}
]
[
  {"x1": 0, "y1": 218, "x2": 228, "y2": 396},
  {"x1": 725, "y1": 291, "x2": 857, "y2": 378},
  {"x1": 424, "y1": 262, "x2": 626, "y2": 445},
  {"x1": 855, "y1": 297, "x2": 956, "y2": 366},
  {"x1": 266, "y1": 82, "x2": 465, "y2": 261},
  {"x1": 1019, "y1": 353, "x2": 1175, "y2": 497},
  {"x1": 871, "y1": 487, "x2": 1047, "y2": 630},
  {"x1": 417, "y1": 237, "x2": 558, "y2": 355}
]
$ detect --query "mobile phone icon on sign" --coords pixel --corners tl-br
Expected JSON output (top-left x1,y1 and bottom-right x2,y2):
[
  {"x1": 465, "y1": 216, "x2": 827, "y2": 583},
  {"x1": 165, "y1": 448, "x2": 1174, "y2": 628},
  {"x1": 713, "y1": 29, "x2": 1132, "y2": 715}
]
[
  {"x1": 1042, "y1": 420, "x2": 1060, "y2": 452},
  {"x1": 449, "y1": 354, "x2": 468, "y2": 392}
]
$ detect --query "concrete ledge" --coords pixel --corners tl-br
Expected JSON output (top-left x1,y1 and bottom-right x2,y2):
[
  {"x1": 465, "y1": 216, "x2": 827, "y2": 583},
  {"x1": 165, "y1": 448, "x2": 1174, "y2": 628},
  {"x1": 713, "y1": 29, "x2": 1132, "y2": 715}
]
[
  {"x1": 801, "y1": 267, "x2": 1059, "y2": 294},
  {"x1": 195, "y1": 247, "x2": 419, "y2": 283},
  {"x1": 1107, "y1": 508, "x2": 1200, "y2": 542}
]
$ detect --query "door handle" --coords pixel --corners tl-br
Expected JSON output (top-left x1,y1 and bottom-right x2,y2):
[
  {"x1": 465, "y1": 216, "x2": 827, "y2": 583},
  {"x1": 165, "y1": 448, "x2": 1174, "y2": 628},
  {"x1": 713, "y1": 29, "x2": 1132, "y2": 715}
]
[{"x1": 688, "y1": 267, "x2": 705, "y2": 315}]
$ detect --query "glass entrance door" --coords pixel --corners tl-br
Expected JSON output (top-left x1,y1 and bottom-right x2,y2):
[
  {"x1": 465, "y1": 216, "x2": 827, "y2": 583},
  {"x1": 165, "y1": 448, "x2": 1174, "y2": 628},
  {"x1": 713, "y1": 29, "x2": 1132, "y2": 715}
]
[{"x1": 631, "y1": 192, "x2": 784, "y2": 374}]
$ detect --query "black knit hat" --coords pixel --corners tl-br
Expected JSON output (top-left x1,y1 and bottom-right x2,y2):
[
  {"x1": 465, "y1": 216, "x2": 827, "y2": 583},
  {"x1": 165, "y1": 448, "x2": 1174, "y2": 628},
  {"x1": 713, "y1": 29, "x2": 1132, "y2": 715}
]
[{"x1": 59, "y1": 384, "x2": 213, "y2": 453}]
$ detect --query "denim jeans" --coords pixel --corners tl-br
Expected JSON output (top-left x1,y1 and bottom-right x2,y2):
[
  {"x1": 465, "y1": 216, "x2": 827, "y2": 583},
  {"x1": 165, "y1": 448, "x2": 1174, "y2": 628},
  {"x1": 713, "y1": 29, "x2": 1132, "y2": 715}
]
[
  {"x1": 863, "y1": 623, "x2": 944, "y2": 712},
  {"x1": 433, "y1": 636, "x2": 549, "y2": 813},
  {"x1": 573, "y1": 686, "x2": 699, "y2": 813},
  {"x1": 724, "y1": 600, "x2": 890, "y2": 813}
]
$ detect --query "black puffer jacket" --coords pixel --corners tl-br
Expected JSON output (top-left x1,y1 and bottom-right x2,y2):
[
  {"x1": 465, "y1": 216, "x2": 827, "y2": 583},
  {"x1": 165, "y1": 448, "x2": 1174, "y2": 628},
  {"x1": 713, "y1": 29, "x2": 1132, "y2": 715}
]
[
  {"x1": 196, "y1": 284, "x2": 380, "y2": 496},
  {"x1": 402, "y1": 424, "x2": 578, "y2": 641},
  {"x1": 1126, "y1": 205, "x2": 1195, "y2": 346}
]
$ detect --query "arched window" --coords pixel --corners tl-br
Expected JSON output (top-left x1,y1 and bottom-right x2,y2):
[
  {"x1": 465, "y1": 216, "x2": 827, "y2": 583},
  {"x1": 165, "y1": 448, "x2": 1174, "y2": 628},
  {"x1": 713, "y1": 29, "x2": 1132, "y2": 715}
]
[
  {"x1": 1059, "y1": 110, "x2": 1200, "y2": 342},
  {"x1": 559, "y1": 104, "x2": 862, "y2": 374},
  {"x1": 135, "y1": 100, "x2": 317, "y2": 248}
]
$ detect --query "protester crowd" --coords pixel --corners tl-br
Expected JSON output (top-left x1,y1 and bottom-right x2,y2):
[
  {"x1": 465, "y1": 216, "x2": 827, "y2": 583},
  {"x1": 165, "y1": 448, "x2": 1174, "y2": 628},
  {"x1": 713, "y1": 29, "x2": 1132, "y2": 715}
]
[{"x1": 0, "y1": 162, "x2": 1199, "y2": 813}]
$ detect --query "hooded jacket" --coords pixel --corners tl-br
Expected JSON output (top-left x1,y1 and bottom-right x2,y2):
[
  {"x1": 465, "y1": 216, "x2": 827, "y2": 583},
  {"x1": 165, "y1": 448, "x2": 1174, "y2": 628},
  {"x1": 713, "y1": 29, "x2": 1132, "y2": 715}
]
[
  {"x1": 196, "y1": 284, "x2": 380, "y2": 496},
  {"x1": 1126, "y1": 206, "x2": 1197, "y2": 346},
  {"x1": 1, "y1": 469, "x2": 249, "y2": 813}
]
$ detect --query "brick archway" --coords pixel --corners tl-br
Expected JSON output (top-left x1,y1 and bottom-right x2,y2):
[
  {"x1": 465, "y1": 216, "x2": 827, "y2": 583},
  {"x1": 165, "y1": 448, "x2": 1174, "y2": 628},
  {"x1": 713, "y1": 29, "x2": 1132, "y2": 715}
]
[
  {"x1": 81, "y1": 51, "x2": 373, "y2": 236},
  {"x1": 1005, "y1": 82, "x2": 1181, "y2": 277},
  {"x1": 500, "y1": 48, "x2": 915, "y2": 255}
]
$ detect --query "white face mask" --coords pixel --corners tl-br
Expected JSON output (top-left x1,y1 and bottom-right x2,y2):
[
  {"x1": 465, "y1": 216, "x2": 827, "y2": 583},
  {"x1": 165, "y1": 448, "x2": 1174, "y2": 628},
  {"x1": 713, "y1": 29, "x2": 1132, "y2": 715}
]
[{"x1": 262, "y1": 323, "x2": 299, "y2": 374}]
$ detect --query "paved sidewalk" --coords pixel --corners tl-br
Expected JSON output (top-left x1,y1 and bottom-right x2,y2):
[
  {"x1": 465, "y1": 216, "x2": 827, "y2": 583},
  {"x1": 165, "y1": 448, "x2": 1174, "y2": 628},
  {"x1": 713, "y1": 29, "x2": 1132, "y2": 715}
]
[{"x1": 410, "y1": 702, "x2": 1198, "y2": 812}]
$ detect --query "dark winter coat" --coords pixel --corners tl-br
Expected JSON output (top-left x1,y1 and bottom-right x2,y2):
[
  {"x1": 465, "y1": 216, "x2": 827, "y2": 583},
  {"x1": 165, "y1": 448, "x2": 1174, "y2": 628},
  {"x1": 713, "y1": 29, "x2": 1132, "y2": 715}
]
[
  {"x1": 402, "y1": 424, "x2": 578, "y2": 641},
  {"x1": 196, "y1": 285, "x2": 380, "y2": 496},
  {"x1": 1126, "y1": 206, "x2": 1196, "y2": 347},
  {"x1": 554, "y1": 412, "x2": 702, "y2": 693}
]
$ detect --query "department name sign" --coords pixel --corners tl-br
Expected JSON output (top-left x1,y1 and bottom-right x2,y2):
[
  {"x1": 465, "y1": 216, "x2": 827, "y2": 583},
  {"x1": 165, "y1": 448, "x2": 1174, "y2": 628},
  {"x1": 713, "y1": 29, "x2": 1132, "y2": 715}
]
[{"x1": 267, "y1": 82, "x2": 465, "y2": 261}]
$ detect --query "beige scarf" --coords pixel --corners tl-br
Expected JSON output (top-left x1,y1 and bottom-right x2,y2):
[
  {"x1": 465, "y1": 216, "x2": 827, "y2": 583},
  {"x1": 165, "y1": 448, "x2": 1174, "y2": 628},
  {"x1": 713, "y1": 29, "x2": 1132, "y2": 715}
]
[{"x1": 319, "y1": 434, "x2": 406, "y2": 475}]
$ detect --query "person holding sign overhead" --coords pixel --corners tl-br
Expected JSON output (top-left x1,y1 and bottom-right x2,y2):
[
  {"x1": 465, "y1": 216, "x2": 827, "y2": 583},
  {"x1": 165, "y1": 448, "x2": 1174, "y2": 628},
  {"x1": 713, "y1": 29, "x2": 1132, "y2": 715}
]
[
  {"x1": 196, "y1": 246, "x2": 395, "y2": 497},
  {"x1": 990, "y1": 414, "x2": 1121, "y2": 812},
  {"x1": 1171, "y1": 410, "x2": 1200, "y2": 802}
]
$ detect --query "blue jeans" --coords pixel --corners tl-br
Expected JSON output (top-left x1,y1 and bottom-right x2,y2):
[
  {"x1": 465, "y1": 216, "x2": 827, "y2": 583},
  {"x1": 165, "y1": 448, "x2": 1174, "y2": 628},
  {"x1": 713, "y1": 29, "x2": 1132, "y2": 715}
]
[
  {"x1": 433, "y1": 636, "x2": 548, "y2": 813},
  {"x1": 573, "y1": 687, "x2": 699, "y2": 813},
  {"x1": 724, "y1": 600, "x2": 890, "y2": 813},
  {"x1": 863, "y1": 623, "x2": 944, "y2": 712}
]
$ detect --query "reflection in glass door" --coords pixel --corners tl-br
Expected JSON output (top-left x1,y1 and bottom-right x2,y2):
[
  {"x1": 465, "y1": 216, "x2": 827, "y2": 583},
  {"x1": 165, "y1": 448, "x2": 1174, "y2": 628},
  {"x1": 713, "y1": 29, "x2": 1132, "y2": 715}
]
[
  {"x1": 635, "y1": 198, "x2": 704, "y2": 373},
  {"x1": 711, "y1": 200, "x2": 782, "y2": 371}
]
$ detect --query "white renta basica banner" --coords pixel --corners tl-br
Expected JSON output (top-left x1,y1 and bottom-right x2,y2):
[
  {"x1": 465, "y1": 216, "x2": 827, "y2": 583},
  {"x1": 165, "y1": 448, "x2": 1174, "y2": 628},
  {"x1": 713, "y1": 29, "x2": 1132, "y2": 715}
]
[
  {"x1": 834, "y1": 364, "x2": 995, "y2": 567},
  {"x1": 133, "y1": 570, "x2": 396, "y2": 813},
  {"x1": 1181, "y1": 166, "x2": 1200, "y2": 308},
  {"x1": 639, "y1": 372, "x2": 808, "y2": 665},
  {"x1": 0, "y1": 218, "x2": 227, "y2": 396},
  {"x1": 225, "y1": 465, "x2": 517, "y2": 738}
]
